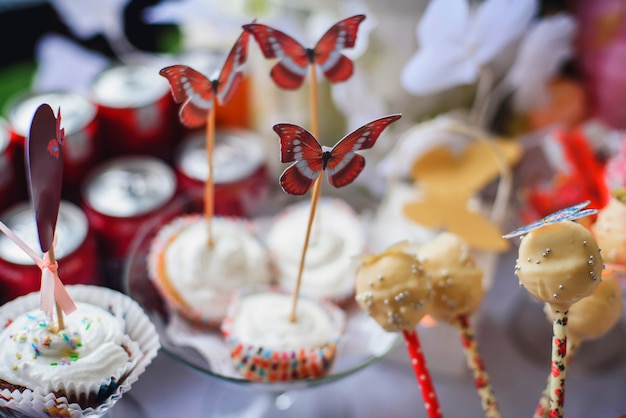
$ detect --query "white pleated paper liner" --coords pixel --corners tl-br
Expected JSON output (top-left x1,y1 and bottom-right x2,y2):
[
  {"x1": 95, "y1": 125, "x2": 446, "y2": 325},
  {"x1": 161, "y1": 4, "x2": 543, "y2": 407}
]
[{"x1": 0, "y1": 285, "x2": 160, "y2": 417}]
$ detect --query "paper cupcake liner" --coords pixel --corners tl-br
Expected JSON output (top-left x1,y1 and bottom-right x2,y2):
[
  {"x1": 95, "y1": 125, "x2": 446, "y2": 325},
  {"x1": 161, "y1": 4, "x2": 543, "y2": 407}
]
[
  {"x1": 0, "y1": 285, "x2": 160, "y2": 417},
  {"x1": 266, "y1": 197, "x2": 365, "y2": 306},
  {"x1": 221, "y1": 288, "x2": 346, "y2": 382},
  {"x1": 147, "y1": 213, "x2": 272, "y2": 329}
]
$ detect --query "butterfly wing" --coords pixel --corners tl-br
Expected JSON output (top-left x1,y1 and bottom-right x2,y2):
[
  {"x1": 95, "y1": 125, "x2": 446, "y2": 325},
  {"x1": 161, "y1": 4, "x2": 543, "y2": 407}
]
[
  {"x1": 313, "y1": 14, "x2": 366, "y2": 83},
  {"x1": 326, "y1": 114, "x2": 401, "y2": 188},
  {"x1": 216, "y1": 30, "x2": 250, "y2": 106},
  {"x1": 502, "y1": 201, "x2": 597, "y2": 238},
  {"x1": 159, "y1": 65, "x2": 215, "y2": 128},
  {"x1": 244, "y1": 23, "x2": 310, "y2": 89},
  {"x1": 274, "y1": 123, "x2": 324, "y2": 195}
]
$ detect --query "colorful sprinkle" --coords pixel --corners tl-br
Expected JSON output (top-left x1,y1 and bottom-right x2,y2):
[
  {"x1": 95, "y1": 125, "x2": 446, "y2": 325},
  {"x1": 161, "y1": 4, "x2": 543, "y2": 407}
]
[{"x1": 31, "y1": 342, "x2": 40, "y2": 358}]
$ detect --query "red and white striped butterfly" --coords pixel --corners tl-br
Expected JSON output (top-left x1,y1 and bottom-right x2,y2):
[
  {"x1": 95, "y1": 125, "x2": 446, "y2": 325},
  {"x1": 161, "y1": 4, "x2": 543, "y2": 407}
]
[
  {"x1": 275, "y1": 114, "x2": 401, "y2": 195},
  {"x1": 159, "y1": 30, "x2": 250, "y2": 128},
  {"x1": 244, "y1": 15, "x2": 366, "y2": 90}
]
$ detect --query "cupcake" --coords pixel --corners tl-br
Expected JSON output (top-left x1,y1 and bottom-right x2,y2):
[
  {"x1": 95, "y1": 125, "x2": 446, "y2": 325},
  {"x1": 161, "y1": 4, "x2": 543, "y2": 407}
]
[
  {"x1": 266, "y1": 198, "x2": 365, "y2": 305},
  {"x1": 0, "y1": 285, "x2": 160, "y2": 417},
  {"x1": 221, "y1": 289, "x2": 345, "y2": 382},
  {"x1": 148, "y1": 214, "x2": 272, "y2": 327}
]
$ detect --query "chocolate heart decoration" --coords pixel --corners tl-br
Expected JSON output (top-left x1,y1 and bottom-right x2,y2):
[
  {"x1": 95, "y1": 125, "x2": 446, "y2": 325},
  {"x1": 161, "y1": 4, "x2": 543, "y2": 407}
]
[{"x1": 26, "y1": 104, "x2": 64, "y2": 253}]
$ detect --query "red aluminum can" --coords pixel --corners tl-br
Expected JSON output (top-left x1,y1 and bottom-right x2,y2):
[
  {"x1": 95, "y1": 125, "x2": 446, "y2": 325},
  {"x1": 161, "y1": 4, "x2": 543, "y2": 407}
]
[
  {"x1": 91, "y1": 65, "x2": 178, "y2": 160},
  {"x1": 0, "y1": 201, "x2": 101, "y2": 305},
  {"x1": 5, "y1": 90, "x2": 102, "y2": 202},
  {"x1": 0, "y1": 118, "x2": 26, "y2": 212},
  {"x1": 175, "y1": 129, "x2": 271, "y2": 217},
  {"x1": 80, "y1": 156, "x2": 179, "y2": 290}
]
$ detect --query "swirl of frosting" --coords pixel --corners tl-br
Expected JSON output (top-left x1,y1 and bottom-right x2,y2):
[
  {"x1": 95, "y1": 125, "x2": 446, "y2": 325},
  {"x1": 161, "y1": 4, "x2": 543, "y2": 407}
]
[
  {"x1": 229, "y1": 293, "x2": 339, "y2": 350},
  {"x1": 164, "y1": 217, "x2": 272, "y2": 319},
  {"x1": 0, "y1": 303, "x2": 130, "y2": 391},
  {"x1": 267, "y1": 199, "x2": 364, "y2": 300}
]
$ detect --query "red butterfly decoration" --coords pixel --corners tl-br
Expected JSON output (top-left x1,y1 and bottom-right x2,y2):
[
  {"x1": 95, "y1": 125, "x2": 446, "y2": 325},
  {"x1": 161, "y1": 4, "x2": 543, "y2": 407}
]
[
  {"x1": 275, "y1": 114, "x2": 401, "y2": 195},
  {"x1": 244, "y1": 15, "x2": 366, "y2": 90},
  {"x1": 159, "y1": 30, "x2": 250, "y2": 128}
]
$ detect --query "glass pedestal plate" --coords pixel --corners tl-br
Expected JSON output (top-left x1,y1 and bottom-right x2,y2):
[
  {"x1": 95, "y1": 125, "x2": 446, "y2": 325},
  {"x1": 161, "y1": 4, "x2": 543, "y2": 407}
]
[{"x1": 122, "y1": 197, "x2": 399, "y2": 418}]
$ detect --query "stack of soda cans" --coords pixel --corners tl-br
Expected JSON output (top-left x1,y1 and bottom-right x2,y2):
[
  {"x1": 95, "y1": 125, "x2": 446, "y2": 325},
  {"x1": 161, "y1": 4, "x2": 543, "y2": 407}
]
[{"x1": 0, "y1": 59, "x2": 272, "y2": 300}]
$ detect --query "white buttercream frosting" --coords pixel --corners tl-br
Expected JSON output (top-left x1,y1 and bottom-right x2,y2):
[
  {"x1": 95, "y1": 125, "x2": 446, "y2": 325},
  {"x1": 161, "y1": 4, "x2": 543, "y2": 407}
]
[
  {"x1": 0, "y1": 303, "x2": 130, "y2": 391},
  {"x1": 267, "y1": 199, "x2": 364, "y2": 300},
  {"x1": 229, "y1": 292, "x2": 338, "y2": 350},
  {"x1": 163, "y1": 216, "x2": 272, "y2": 320}
]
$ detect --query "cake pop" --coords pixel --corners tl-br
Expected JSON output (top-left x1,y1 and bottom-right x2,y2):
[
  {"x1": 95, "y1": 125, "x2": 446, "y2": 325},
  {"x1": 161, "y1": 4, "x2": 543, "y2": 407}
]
[
  {"x1": 505, "y1": 202, "x2": 602, "y2": 418},
  {"x1": 417, "y1": 232, "x2": 500, "y2": 417},
  {"x1": 355, "y1": 242, "x2": 442, "y2": 418}
]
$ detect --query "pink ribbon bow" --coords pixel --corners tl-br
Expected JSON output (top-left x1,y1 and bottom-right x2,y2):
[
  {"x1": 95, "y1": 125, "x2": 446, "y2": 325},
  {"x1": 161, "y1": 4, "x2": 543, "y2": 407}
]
[{"x1": 0, "y1": 221, "x2": 76, "y2": 319}]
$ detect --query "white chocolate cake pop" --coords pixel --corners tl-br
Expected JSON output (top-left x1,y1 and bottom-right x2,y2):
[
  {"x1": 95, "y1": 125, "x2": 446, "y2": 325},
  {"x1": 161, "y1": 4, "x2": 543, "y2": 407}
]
[
  {"x1": 544, "y1": 271, "x2": 622, "y2": 343},
  {"x1": 591, "y1": 192, "x2": 626, "y2": 266},
  {"x1": 516, "y1": 220, "x2": 603, "y2": 313},
  {"x1": 416, "y1": 232, "x2": 484, "y2": 322},
  {"x1": 355, "y1": 243, "x2": 431, "y2": 332}
]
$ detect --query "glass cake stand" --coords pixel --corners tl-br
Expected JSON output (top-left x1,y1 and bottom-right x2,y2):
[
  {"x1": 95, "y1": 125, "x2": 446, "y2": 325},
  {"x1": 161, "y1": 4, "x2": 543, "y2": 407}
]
[{"x1": 122, "y1": 195, "x2": 399, "y2": 418}]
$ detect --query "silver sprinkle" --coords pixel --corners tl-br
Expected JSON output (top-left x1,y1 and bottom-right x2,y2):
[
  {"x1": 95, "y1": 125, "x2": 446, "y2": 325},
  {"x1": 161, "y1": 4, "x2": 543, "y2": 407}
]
[
  {"x1": 552, "y1": 294, "x2": 559, "y2": 299},
  {"x1": 558, "y1": 284, "x2": 564, "y2": 290},
  {"x1": 583, "y1": 241, "x2": 588, "y2": 246}
]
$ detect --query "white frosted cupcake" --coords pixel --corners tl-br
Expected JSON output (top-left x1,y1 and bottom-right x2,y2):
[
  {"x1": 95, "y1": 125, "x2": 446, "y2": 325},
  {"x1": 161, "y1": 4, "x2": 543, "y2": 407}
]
[
  {"x1": 0, "y1": 285, "x2": 160, "y2": 417},
  {"x1": 266, "y1": 198, "x2": 365, "y2": 305},
  {"x1": 148, "y1": 214, "x2": 273, "y2": 327},
  {"x1": 221, "y1": 289, "x2": 345, "y2": 382}
]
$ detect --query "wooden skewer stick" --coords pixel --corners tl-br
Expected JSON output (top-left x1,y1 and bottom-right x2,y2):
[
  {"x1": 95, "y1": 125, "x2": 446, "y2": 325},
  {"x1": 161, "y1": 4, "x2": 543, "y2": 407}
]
[
  {"x1": 47, "y1": 245, "x2": 65, "y2": 331},
  {"x1": 308, "y1": 64, "x2": 319, "y2": 137},
  {"x1": 289, "y1": 176, "x2": 322, "y2": 323},
  {"x1": 289, "y1": 63, "x2": 322, "y2": 323},
  {"x1": 205, "y1": 103, "x2": 216, "y2": 248}
]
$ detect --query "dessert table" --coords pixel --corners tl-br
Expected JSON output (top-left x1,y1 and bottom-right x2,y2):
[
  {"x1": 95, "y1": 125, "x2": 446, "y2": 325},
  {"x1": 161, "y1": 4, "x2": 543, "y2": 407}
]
[{"x1": 127, "y1": 248, "x2": 626, "y2": 417}]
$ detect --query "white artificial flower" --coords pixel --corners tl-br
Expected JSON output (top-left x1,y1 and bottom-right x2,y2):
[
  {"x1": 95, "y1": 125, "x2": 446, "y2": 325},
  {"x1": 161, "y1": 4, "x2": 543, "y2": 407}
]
[
  {"x1": 143, "y1": 0, "x2": 279, "y2": 50},
  {"x1": 33, "y1": 34, "x2": 110, "y2": 94},
  {"x1": 401, "y1": 0, "x2": 537, "y2": 96},
  {"x1": 49, "y1": 0, "x2": 130, "y2": 40},
  {"x1": 506, "y1": 13, "x2": 577, "y2": 112}
]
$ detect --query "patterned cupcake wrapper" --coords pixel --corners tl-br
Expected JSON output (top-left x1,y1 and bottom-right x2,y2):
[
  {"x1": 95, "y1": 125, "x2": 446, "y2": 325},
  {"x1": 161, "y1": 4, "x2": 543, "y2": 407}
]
[
  {"x1": 221, "y1": 288, "x2": 345, "y2": 382},
  {"x1": 0, "y1": 285, "x2": 160, "y2": 418},
  {"x1": 225, "y1": 337, "x2": 339, "y2": 382},
  {"x1": 147, "y1": 214, "x2": 271, "y2": 328}
]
